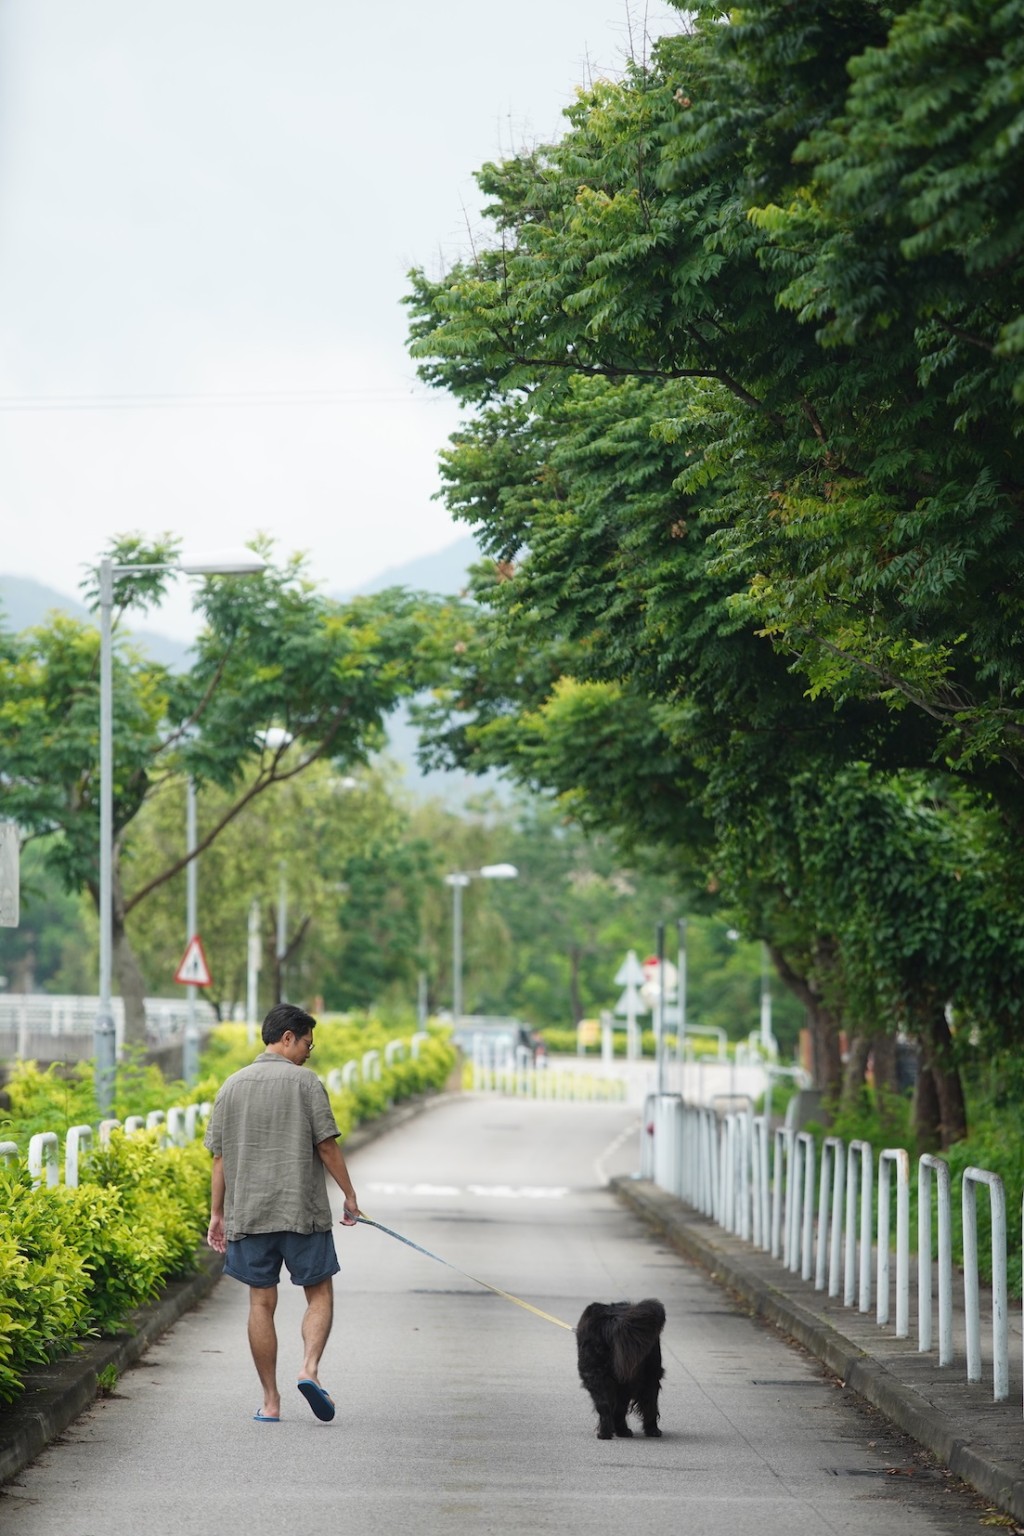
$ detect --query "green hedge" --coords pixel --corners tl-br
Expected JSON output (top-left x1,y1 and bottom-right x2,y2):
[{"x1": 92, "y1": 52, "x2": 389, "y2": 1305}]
[{"x1": 0, "y1": 1137, "x2": 210, "y2": 1403}]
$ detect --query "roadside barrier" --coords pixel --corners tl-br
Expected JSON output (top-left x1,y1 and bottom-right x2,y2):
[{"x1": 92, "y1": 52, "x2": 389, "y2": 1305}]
[
  {"x1": 469, "y1": 1040, "x2": 628, "y2": 1102},
  {"x1": 2, "y1": 1030, "x2": 443, "y2": 1189},
  {"x1": 645, "y1": 1094, "x2": 1022, "y2": 1412},
  {"x1": 11, "y1": 1102, "x2": 213, "y2": 1189}
]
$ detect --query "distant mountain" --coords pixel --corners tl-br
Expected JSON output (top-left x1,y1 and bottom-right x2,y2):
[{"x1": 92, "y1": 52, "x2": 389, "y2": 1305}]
[
  {"x1": 0, "y1": 533, "x2": 483, "y2": 640},
  {"x1": 0, "y1": 574, "x2": 192, "y2": 669},
  {"x1": 334, "y1": 533, "x2": 481, "y2": 601}
]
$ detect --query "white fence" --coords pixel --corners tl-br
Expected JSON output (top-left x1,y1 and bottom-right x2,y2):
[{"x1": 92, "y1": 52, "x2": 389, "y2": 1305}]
[
  {"x1": 469, "y1": 1038, "x2": 628, "y2": 1102},
  {"x1": 0, "y1": 1100, "x2": 213, "y2": 1189},
  {"x1": 645, "y1": 1093, "x2": 1023, "y2": 1414},
  {"x1": 0, "y1": 1031, "x2": 438, "y2": 1189},
  {"x1": 0, "y1": 993, "x2": 219, "y2": 1061}
]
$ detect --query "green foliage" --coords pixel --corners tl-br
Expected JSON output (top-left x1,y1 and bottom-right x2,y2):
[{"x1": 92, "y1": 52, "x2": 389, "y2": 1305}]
[
  {"x1": 403, "y1": 0, "x2": 1024, "y2": 1112},
  {"x1": 0, "y1": 537, "x2": 456, "y2": 1046},
  {"x1": 0, "y1": 1168, "x2": 92, "y2": 1402}
]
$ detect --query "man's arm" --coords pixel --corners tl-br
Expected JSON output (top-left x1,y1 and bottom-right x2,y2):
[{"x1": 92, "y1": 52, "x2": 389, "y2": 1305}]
[
  {"x1": 207, "y1": 1154, "x2": 227, "y2": 1253},
  {"x1": 316, "y1": 1137, "x2": 360, "y2": 1226}
]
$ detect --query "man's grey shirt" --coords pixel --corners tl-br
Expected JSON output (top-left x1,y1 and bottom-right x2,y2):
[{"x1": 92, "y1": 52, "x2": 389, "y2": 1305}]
[{"x1": 204, "y1": 1052, "x2": 341, "y2": 1240}]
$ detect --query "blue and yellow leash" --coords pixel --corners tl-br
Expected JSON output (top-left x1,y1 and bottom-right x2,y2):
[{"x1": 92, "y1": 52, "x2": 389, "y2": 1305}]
[{"x1": 356, "y1": 1213, "x2": 574, "y2": 1332}]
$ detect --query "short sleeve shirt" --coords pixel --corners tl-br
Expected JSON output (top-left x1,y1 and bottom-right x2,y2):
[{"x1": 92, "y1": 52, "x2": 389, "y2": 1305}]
[{"x1": 204, "y1": 1052, "x2": 341, "y2": 1240}]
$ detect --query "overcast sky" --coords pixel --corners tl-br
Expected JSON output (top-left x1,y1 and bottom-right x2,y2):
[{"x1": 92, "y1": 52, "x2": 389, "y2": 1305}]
[{"x1": 0, "y1": 1, "x2": 680, "y2": 639}]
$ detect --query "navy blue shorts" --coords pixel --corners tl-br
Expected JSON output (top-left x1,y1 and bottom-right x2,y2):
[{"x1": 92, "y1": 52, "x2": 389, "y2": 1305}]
[{"x1": 225, "y1": 1229, "x2": 340, "y2": 1289}]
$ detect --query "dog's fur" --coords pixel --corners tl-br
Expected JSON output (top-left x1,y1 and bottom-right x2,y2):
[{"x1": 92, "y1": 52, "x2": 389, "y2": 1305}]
[{"x1": 575, "y1": 1298, "x2": 665, "y2": 1439}]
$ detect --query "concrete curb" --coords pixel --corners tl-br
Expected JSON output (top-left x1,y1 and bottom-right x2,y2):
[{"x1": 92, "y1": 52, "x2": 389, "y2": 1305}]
[
  {"x1": 612, "y1": 1176, "x2": 1024, "y2": 1524},
  {"x1": 0, "y1": 1089, "x2": 452, "y2": 1487}
]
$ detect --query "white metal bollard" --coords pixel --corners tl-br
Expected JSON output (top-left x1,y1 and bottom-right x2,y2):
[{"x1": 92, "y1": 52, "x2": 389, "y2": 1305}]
[
  {"x1": 918, "y1": 1154, "x2": 953, "y2": 1364},
  {"x1": 751, "y1": 1115, "x2": 770, "y2": 1250},
  {"x1": 410, "y1": 1032, "x2": 429, "y2": 1058},
  {"x1": 64, "y1": 1124, "x2": 93, "y2": 1187},
  {"x1": 28, "y1": 1131, "x2": 60, "y2": 1189},
  {"x1": 124, "y1": 1116, "x2": 146, "y2": 1135},
  {"x1": 961, "y1": 1167, "x2": 1009, "y2": 1400},
  {"x1": 816, "y1": 1137, "x2": 846, "y2": 1296},
  {"x1": 99, "y1": 1118, "x2": 122, "y2": 1144},
  {"x1": 166, "y1": 1106, "x2": 187, "y2": 1147},
  {"x1": 877, "y1": 1148, "x2": 910, "y2": 1336},
  {"x1": 771, "y1": 1127, "x2": 793, "y2": 1262},
  {"x1": 844, "y1": 1139, "x2": 873, "y2": 1313},
  {"x1": 653, "y1": 1095, "x2": 683, "y2": 1197},
  {"x1": 789, "y1": 1132, "x2": 815, "y2": 1281},
  {"x1": 0, "y1": 1139, "x2": 20, "y2": 1164}
]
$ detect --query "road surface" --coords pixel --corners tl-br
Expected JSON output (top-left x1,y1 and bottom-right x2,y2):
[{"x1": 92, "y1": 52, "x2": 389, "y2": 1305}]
[{"x1": 0, "y1": 1096, "x2": 990, "y2": 1535}]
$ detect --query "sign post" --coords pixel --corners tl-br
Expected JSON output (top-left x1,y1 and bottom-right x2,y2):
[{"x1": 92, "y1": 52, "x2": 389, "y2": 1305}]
[
  {"x1": 0, "y1": 823, "x2": 19, "y2": 928},
  {"x1": 614, "y1": 949, "x2": 648, "y2": 1061},
  {"x1": 175, "y1": 935, "x2": 213, "y2": 988}
]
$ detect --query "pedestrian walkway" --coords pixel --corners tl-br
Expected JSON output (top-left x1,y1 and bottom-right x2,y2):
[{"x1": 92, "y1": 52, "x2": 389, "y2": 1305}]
[{"x1": 613, "y1": 1175, "x2": 1024, "y2": 1525}]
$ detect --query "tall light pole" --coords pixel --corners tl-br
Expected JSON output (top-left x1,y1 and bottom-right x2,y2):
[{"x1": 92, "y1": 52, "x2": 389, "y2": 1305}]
[
  {"x1": 246, "y1": 898, "x2": 261, "y2": 1044},
  {"x1": 183, "y1": 775, "x2": 200, "y2": 1085},
  {"x1": 276, "y1": 858, "x2": 288, "y2": 1003},
  {"x1": 96, "y1": 550, "x2": 265, "y2": 1113},
  {"x1": 444, "y1": 863, "x2": 518, "y2": 1027}
]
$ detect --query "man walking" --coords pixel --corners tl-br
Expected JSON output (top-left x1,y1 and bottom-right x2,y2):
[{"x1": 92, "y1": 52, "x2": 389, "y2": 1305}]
[{"x1": 205, "y1": 1002, "x2": 360, "y2": 1423}]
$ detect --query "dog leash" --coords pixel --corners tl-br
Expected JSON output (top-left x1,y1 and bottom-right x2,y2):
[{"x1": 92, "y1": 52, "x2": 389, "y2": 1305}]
[{"x1": 356, "y1": 1214, "x2": 574, "y2": 1331}]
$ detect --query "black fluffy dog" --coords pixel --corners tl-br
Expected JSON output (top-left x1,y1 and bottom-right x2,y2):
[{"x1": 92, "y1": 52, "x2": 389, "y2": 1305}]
[{"x1": 576, "y1": 1298, "x2": 665, "y2": 1439}]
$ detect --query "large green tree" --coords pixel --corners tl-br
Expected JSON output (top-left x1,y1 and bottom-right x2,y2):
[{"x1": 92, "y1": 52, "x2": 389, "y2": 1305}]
[
  {"x1": 404, "y1": 2, "x2": 1024, "y2": 1129},
  {"x1": 0, "y1": 536, "x2": 453, "y2": 1045}
]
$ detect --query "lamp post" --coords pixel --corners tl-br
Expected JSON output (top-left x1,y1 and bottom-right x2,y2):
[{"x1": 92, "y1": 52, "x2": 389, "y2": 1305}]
[
  {"x1": 444, "y1": 863, "x2": 518, "y2": 1027},
  {"x1": 95, "y1": 550, "x2": 265, "y2": 1113},
  {"x1": 182, "y1": 774, "x2": 199, "y2": 1085}
]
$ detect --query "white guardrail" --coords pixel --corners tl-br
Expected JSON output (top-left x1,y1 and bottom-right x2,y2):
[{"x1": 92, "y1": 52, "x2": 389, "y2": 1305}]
[
  {"x1": 0, "y1": 1033, "x2": 437, "y2": 1188},
  {"x1": 644, "y1": 1093, "x2": 1023, "y2": 1415},
  {"x1": 469, "y1": 1038, "x2": 628, "y2": 1102}
]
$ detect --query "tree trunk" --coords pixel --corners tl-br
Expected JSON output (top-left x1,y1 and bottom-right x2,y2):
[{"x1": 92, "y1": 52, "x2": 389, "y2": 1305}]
[
  {"x1": 568, "y1": 946, "x2": 583, "y2": 1026},
  {"x1": 918, "y1": 1005, "x2": 967, "y2": 1148},
  {"x1": 810, "y1": 1015, "x2": 842, "y2": 1100},
  {"x1": 912, "y1": 1062, "x2": 942, "y2": 1154},
  {"x1": 769, "y1": 945, "x2": 842, "y2": 1099},
  {"x1": 113, "y1": 916, "x2": 149, "y2": 1050},
  {"x1": 871, "y1": 1032, "x2": 899, "y2": 1096},
  {"x1": 841, "y1": 1035, "x2": 872, "y2": 1109}
]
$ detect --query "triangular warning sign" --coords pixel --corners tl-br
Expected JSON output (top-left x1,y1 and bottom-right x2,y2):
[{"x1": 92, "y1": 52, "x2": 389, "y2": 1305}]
[{"x1": 175, "y1": 934, "x2": 212, "y2": 987}]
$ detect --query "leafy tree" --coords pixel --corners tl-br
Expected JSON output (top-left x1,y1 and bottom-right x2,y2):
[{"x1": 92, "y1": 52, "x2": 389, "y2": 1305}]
[
  {"x1": 0, "y1": 841, "x2": 94, "y2": 995},
  {"x1": 403, "y1": 2, "x2": 1024, "y2": 1136},
  {"x1": 0, "y1": 535, "x2": 454, "y2": 1046}
]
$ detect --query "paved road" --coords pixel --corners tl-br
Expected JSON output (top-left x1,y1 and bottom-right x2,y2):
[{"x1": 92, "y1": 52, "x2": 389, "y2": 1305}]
[{"x1": 0, "y1": 1097, "x2": 992, "y2": 1535}]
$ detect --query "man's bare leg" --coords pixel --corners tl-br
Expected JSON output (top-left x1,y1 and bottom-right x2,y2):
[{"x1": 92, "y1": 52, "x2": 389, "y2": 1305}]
[
  {"x1": 248, "y1": 1285, "x2": 280, "y2": 1418},
  {"x1": 299, "y1": 1277, "x2": 334, "y2": 1385}
]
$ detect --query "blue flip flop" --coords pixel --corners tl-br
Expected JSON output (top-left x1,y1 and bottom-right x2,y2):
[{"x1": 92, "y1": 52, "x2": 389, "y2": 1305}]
[
  {"x1": 297, "y1": 1378, "x2": 335, "y2": 1422},
  {"x1": 253, "y1": 1410, "x2": 280, "y2": 1422}
]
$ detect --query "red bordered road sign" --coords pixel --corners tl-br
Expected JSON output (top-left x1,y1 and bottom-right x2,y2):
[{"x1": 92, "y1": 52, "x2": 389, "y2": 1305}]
[{"x1": 175, "y1": 934, "x2": 213, "y2": 987}]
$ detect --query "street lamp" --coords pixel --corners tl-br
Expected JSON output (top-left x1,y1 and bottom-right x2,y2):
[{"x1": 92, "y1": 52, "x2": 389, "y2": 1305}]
[
  {"x1": 95, "y1": 550, "x2": 266, "y2": 1112},
  {"x1": 444, "y1": 863, "x2": 518, "y2": 1027}
]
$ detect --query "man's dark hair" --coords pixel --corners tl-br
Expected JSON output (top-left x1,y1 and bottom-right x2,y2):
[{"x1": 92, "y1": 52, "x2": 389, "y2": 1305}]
[{"x1": 262, "y1": 1002, "x2": 316, "y2": 1045}]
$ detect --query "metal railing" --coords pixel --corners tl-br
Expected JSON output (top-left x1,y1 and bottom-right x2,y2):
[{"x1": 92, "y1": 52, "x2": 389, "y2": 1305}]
[
  {"x1": 470, "y1": 1038, "x2": 627, "y2": 1101},
  {"x1": 646, "y1": 1095, "x2": 1022, "y2": 1412},
  {"x1": 14, "y1": 1102, "x2": 213, "y2": 1190},
  {"x1": 0, "y1": 993, "x2": 219, "y2": 1061}
]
